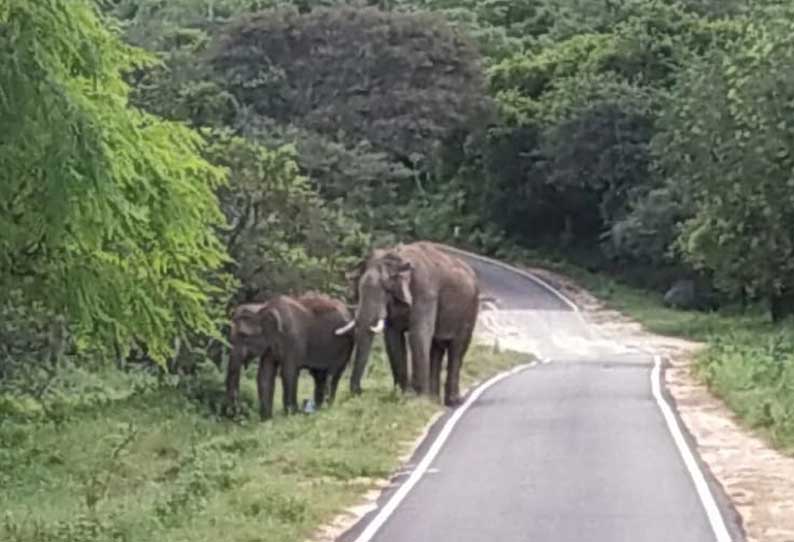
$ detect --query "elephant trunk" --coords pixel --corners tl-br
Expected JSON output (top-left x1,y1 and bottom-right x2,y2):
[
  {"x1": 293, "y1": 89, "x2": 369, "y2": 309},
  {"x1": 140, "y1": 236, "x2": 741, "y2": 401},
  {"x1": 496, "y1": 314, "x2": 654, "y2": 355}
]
[
  {"x1": 346, "y1": 306, "x2": 385, "y2": 395},
  {"x1": 350, "y1": 329, "x2": 374, "y2": 395}
]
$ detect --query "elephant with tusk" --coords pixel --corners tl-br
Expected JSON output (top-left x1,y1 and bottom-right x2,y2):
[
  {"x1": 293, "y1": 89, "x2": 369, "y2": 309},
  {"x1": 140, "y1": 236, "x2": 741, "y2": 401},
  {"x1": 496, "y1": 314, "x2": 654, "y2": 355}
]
[
  {"x1": 226, "y1": 292, "x2": 355, "y2": 420},
  {"x1": 336, "y1": 241, "x2": 479, "y2": 406}
]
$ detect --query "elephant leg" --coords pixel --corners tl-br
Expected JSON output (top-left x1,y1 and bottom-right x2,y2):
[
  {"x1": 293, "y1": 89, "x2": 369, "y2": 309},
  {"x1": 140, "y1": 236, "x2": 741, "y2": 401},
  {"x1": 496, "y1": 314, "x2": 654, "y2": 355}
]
[
  {"x1": 311, "y1": 369, "x2": 328, "y2": 409},
  {"x1": 225, "y1": 353, "x2": 243, "y2": 416},
  {"x1": 409, "y1": 304, "x2": 437, "y2": 396},
  {"x1": 445, "y1": 329, "x2": 473, "y2": 407},
  {"x1": 384, "y1": 327, "x2": 408, "y2": 392},
  {"x1": 257, "y1": 354, "x2": 278, "y2": 420},
  {"x1": 281, "y1": 359, "x2": 300, "y2": 415},
  {"x1": 328, "y1": 369, "x2": 343, "y2": 406},
  {"x1": 429, "y1": 340, "x2": 445, "y2": 401}
]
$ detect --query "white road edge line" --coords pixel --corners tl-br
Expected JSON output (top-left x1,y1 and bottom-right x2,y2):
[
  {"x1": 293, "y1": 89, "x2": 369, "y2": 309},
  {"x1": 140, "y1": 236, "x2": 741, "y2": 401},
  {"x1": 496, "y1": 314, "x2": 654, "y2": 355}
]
[
  {"x1": 353, "y1": 245, "x2": 732, "y2": 541},
  {"x1": 442, "y1": 244, "x2": 734, "y2": 541},
  {"x1": 351, "y1": 363, "x2": 533, "y2": 542},
  {"x1": 651, "y1": 354, "x2": 733, "y2": 542}
]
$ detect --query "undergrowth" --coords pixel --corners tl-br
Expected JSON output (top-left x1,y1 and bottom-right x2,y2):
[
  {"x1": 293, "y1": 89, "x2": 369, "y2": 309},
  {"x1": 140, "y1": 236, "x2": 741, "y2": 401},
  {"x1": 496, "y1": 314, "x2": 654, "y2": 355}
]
[{"x1": 0, "y1": 343, "x2": 529, "y2": 542}]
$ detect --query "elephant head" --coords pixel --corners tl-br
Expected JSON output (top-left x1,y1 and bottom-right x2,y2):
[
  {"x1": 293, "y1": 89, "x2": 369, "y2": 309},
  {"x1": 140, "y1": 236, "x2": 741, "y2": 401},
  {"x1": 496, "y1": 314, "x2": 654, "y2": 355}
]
[{"x1": 335, "y1": 251, "x2": 413, "y2": 394}]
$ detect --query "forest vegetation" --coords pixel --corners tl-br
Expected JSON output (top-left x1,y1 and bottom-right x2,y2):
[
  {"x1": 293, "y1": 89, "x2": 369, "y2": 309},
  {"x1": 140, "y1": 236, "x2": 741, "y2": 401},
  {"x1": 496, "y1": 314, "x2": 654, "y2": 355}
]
[{"x1": 2, "y1": 1, "x2": 794, "y2": 540}]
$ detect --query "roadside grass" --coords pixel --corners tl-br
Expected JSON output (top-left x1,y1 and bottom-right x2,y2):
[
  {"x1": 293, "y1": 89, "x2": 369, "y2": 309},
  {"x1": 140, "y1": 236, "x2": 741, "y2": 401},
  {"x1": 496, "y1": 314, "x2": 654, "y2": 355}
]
[
  {"x1": 0, "y1": 343, "x2": 531, "y2": 542},
  {"x1": 518, "y1": 252, "x2": 794, "y2": 453}
]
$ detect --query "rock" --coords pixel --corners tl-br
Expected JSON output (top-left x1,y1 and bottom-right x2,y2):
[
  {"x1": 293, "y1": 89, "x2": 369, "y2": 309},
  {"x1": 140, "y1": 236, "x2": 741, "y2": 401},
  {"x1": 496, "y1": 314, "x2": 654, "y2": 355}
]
[
  {"x1": 664, "y1": 279, "x2": 719, "y2": 312},
  {"x1": 664, "y1": 279, "x2": 696, "y2": 309}
]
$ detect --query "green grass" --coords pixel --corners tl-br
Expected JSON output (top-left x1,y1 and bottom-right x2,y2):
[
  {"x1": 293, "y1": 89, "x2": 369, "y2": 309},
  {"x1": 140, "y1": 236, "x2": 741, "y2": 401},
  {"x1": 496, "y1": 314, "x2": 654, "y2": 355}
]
[
  {"x1": 521, "y1": 254, "x2": 794, "y2": 453},
  {"x1": 0, "y1": 344, "x2": 531, "y2": 542}
]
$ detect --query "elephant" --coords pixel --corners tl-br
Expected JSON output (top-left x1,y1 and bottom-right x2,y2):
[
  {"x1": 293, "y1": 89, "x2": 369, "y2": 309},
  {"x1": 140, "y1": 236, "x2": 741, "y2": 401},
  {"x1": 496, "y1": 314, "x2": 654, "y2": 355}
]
[
  {"x1": 335, "y1": 241, "x2": 479, "y2": 406},
  {"x1": 225, "y1": 292, "x2": 355, "y2": 420}
]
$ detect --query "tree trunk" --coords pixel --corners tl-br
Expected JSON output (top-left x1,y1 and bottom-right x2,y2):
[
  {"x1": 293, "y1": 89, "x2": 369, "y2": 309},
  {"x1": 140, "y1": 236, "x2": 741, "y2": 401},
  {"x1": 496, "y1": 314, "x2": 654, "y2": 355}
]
[{"x1": 770, "y1": 288, "x2": 794, "y2": 322}]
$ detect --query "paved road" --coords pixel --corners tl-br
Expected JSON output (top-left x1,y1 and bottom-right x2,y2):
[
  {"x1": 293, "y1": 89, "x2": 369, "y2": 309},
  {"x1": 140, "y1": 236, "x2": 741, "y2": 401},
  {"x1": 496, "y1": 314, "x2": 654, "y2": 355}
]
[
  {"x1": 338, "y1": 246, "x2": 744, "y2": 542},
  {"x1": 460, "y1": 249, "x2": 645, "y2": 362}
]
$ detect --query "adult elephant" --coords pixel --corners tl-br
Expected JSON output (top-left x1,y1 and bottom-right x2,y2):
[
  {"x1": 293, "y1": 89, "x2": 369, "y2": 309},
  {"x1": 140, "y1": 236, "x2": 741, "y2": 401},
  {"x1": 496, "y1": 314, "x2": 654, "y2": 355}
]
[
  {"x1": 335, "y1": 241, "x2": 479, "y2": 406},
  {"x1": 226, "y1": 293, "x2": 355, "y2": 420}
]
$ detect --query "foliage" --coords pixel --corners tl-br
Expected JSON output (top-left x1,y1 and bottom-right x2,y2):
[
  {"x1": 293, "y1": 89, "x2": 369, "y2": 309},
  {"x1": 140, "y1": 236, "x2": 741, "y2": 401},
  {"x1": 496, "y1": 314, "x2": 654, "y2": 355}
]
[
  {"x1": 110, "y1": 1, "x2": 498, "y2": 248},
  {"x1": 654, "y1": 12, "x2": 794, "y2": 304},
  {"x1": 209, "y1": 5, "x2": 493, "y2": 173},
  {"x1": 605, "y1": 186, "x2": 690, "y2": 265},
  {"x1": 479, "y1": 2, "x2": 749, "y2": 272},
  {"x1": 206, "y1": 130, "x2": 369, "y2": 302},
  {"x1": 247, "y1": 122, "x2": 414, "y2": 233},
  {"x1": 0, "y1": 0, "x2": 232, "y2": 364}
]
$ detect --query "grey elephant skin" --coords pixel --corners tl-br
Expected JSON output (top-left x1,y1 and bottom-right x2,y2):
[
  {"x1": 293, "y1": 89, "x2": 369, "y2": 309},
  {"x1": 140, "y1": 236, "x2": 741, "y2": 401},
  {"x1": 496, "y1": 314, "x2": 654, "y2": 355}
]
[
  {"x1": 226, "y1": 293, "x2": 355, "y2": 420},
  {"x1": 336, "y1": 241, "x2": 479, "y2": 406}
]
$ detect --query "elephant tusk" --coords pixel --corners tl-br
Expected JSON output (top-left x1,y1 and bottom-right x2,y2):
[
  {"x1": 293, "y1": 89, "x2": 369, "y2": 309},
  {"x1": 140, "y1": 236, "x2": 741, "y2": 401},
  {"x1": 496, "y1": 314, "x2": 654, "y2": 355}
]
[
  {"x1": 370, "y1": 319, "x2": 385, "y2": 334},
  {"x1": 335, "y1": 319, "x2": 356, "y2": 336}
]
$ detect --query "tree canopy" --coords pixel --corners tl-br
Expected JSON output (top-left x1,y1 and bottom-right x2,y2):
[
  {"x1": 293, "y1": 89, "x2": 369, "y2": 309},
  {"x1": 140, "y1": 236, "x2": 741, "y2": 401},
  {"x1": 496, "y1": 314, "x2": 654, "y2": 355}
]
[
  {"x1": 209, "y1": 5, "x2": 492, "y2": 173},
  {"x1": 0, "y1": 0, "x2": 231, "y2": 364},
  {"x1": 654, "y1": 10, "x2": 794, "y2": 311}
]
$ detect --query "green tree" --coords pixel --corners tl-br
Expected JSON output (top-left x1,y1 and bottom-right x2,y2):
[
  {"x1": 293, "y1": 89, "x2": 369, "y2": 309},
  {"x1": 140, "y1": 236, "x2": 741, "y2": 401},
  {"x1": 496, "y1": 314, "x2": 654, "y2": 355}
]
[
  {"x1": 0, "y1": 0, "x2": 231, "y2": 364},
  {"x1": 206, "y1": 130, "x2": 369, "y2": 302},
  {"x1": 654, "y1": 12, "x2": 794, "y2": 318},
  {"x1": 479, "y1": 2, "x2": 742, "y2": 258},
  {"x1": 209, "y1": 5, "x2": 492, "y2": 177}
]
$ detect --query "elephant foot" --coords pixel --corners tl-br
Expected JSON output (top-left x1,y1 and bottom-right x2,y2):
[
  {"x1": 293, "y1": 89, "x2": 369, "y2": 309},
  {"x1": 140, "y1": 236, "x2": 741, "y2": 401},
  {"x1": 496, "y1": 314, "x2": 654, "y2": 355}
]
[
  {"x1": 223, "y1": 400, "x2": 242, "y2": 419},
  {"x1": 444, "y1": 395, "x2": 464, "y2": 408}
]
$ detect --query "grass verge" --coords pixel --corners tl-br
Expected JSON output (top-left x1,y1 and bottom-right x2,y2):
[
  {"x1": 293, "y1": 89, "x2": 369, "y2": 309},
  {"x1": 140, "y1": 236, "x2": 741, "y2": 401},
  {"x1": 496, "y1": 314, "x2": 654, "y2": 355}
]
[
  {"x1": 0, "y1": 343, "x2": 531, "y2": 542},
  {"x1": 519, "y1": 253, "x2": 794, "y2": 454}
]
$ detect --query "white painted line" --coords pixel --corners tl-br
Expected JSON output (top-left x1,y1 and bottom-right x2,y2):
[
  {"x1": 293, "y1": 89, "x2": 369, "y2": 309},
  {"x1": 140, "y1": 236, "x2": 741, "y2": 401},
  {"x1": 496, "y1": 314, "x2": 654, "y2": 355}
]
[
  {"x1": 651, "y1": 355, "x2": 733, "y2": 542},
  {"x1": 437, "y1": 244, "x2": 734, "y2": 540},
  {"x1": 351, "y1": 363, "x2": 533, "y2": 542}
]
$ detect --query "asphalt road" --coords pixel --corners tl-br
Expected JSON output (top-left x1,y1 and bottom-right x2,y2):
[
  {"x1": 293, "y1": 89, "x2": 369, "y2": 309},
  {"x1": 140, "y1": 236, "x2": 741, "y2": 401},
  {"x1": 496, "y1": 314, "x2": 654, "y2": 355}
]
[{"x1": 337, "y1": 246, "x2": 744, "y2": 542}]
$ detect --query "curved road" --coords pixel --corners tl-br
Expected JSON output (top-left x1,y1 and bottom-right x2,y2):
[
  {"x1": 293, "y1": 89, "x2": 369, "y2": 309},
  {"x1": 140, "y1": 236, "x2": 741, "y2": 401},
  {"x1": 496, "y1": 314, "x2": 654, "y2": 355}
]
[{"x1": 337, "y1": 245, "x2": 744, "y2": 542}]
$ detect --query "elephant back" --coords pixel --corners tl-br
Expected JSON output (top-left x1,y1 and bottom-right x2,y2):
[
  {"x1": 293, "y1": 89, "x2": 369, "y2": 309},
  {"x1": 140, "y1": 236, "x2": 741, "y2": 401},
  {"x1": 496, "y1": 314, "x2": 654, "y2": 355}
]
[{"x1": 297, "y1": 291, "x2": 351, "y2": 319}]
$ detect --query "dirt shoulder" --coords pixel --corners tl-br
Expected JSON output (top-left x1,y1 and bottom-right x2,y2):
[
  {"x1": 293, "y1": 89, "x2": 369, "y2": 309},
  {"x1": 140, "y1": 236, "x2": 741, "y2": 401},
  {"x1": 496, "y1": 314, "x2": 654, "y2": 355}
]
[{"x1": 528, "y1": 267, "x2": 794, "y2": 542}]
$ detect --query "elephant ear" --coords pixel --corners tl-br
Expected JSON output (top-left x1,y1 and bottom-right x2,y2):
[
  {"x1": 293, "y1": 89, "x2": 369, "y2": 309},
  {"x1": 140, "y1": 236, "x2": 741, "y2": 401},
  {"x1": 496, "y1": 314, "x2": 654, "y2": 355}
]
[
  {"x1": 232, "y1": 315, "x2": 261, "y2": 335},
  {"x1": 258, "y1": 306, "x2": 283, "y2": 334},
  {"x1": 390, "y1": 261, "x2": 413, "y2": 306}
]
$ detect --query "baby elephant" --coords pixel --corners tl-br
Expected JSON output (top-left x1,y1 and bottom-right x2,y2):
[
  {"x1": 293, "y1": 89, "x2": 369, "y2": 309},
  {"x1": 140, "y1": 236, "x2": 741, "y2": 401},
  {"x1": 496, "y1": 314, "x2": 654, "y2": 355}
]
[{"x1": 225, "y1": 292, "x2": 355, "y2": 420}]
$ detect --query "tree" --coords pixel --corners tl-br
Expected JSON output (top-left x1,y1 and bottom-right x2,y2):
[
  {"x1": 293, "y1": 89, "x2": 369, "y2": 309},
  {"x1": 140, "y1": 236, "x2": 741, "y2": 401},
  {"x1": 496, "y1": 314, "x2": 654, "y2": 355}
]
[
  {"x1": 654, "y1": 12, "x2": 794, "y2": 318},
  {"x1": 478, "y1": 2, "x2": 742, "y2": 257},
  {"x1": 205, "y1": 130, "x2": 369, "y2": 303},
  {"x1": 209, "y1": 5, "x2": 493, "y2": 176},
  {"x1": 0, "y1": 0, "x2": 231, "y2": 364}
]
